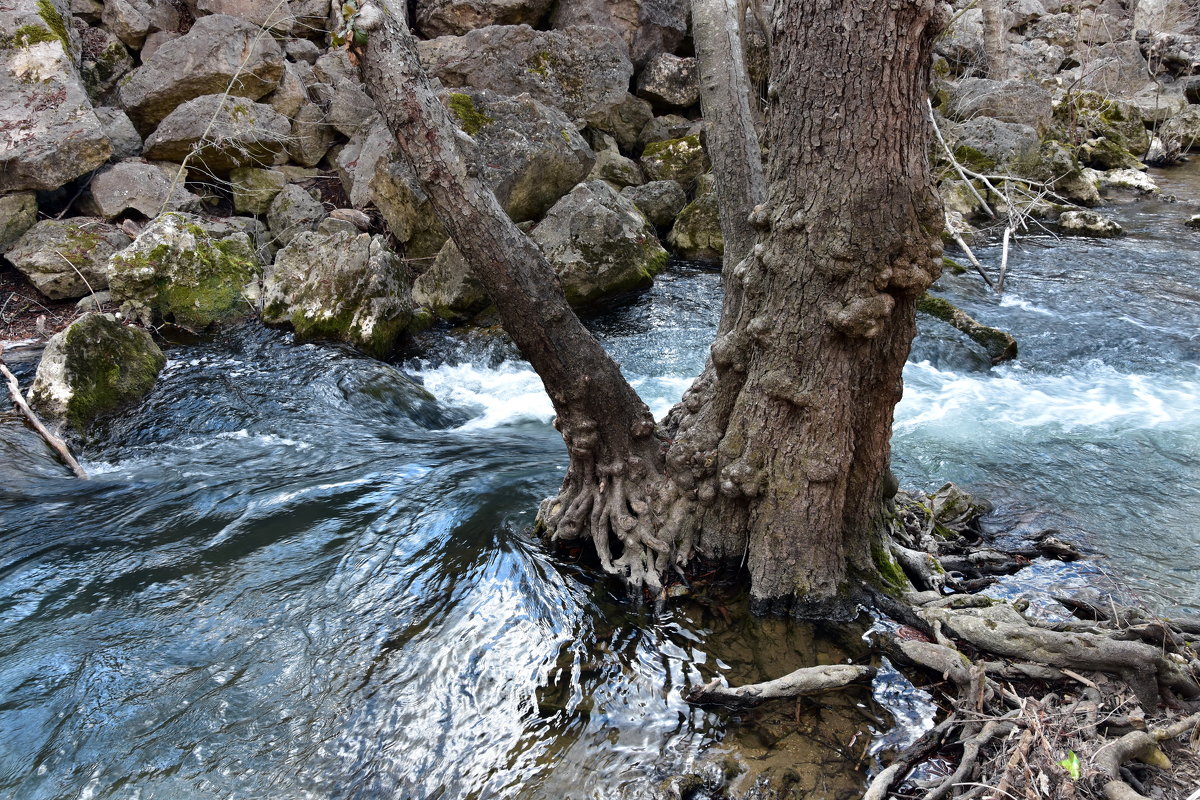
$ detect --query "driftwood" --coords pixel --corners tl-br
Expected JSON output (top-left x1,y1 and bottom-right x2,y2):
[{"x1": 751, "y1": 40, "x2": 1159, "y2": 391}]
[
  {"x1": 0, "y1": 344, "x2": 88, "y2": 479},
  {"x1": 686, "y1": 663, "x2": 875, "y2": 707}
]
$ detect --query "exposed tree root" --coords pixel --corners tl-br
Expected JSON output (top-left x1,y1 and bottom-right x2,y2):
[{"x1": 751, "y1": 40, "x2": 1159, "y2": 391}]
[{"x1": 686, "y1": 664, "x2": 876, "y2": 707}]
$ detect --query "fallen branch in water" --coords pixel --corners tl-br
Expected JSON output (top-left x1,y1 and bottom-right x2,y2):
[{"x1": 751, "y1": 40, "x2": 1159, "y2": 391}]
[
  {"x1": 0, "y1": 343, "x2": 88, "y2": 479},
  {"x1": 685, "y1": 663, "x2": 875, "y2": 707}
]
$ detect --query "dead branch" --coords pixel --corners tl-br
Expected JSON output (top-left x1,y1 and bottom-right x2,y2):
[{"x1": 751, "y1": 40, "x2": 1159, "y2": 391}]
[
  {"x1": 685, "y1": 663, "x2": 875, "y2": 707},
  {"x1": 0, "y1": 344, "x2": 88, "y2": 479}
]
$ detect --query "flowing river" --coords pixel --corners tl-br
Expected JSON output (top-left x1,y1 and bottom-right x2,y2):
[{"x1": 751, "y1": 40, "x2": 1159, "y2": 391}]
[{"x1": 1, "y1": 166, "x2": 1198, "y2": 798}]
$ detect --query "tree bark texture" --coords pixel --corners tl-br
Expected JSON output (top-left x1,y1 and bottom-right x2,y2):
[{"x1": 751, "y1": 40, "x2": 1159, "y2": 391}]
[
  {"x1": 359, "y1": 0, "x2": 944, "y2": 616},
  {"x1": 359, "y1": 1, "x2": 672, "y2": 588},
  {"x1": 666, "y1": 0, "x2": 945, "y2": 617},
  {"x1": 980, "y1": 0, "x2": 1008, "y2": 80}
]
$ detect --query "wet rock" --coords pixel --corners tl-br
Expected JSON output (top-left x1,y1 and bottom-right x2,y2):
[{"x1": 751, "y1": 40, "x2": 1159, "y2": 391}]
[
  {"x1": 142, "y1": 95, "x2": 291, "y2": 175},
  {"x1": 230, "y1": 168, "x2": 287, "y2": 215},
  {"x1": 585, "y1": 93, "x2": 653, "y2": 154},
  {"x1": 640, "y1": 135, "x2": 711, "y2": 184},
  {"x1": 531, "y1": 180, "x2": 668, "y2": 305},
  {"x1": 6, "y1": 218, "x2": 130, "y2": 299},
  {"x1": 79, "y1": 160, "x2": 201, "y2": 219},
  {"x1": 267, "y1": 184, "x2": 327, "y2": 247},
  {"x1": 93, "y1": 107, "x2": 142, "y2": 159},
  {"x1": 261, "y1": 218, "x2": 415, "y2": 357},
  {"x1": 411, "y1": 238, "x2": 490, "y2": 321},
  {"x1": 28, "y1": 312, "x2": 165, "y2": 435},
  {"x1": 636, "y1": 54, "x2": 699, "y2": 112},
  {"x1": 620, "y1": 180, "x2": 686, "y2": 227},
  {"x1": 107, "y1": 212, "x2": 261, "y2": 330},
  {"x1": 588, "y1": 149, "x2": 644, "y2": 188},
  {"x1": 1185, "y1": 214, "x2": 1200, "y2": 228},
  {"x1": 0, "y1": 0, "x2": 112, "y2": 192},
  {"x1": 195, "y1": 0, "x2": 295, "y2": 33},
  {"x1": 417, "y1": 24, "x2": 634, "y2": 121},
  {"x1": 917, "y1": 293, "x2": 1018, "y2": 365},
  {"x1": 943, "y1": 78, "x2": 1053, "y2": 132},
  {"x1": 550, "y1": 0, "x2": 687, "y2": 69},
  {"x1": 415, "y1": 0, "x2": 554, "y2": 37},
  {"x1": 0, "y1": 193, "x2": 38, "y2": 253},
  {"x1": 1157, "y1": 104, "x2": 1200, "y2": 160},
  {"x1": 667, "y1": 193, "x2": 722, "y2": 262},
  {"x1": 1057, "y1": 209, "x2": 1124, "y2": 237},
  {"x1": 118, "y1": 14, "x2": 284, "y2": 130}
]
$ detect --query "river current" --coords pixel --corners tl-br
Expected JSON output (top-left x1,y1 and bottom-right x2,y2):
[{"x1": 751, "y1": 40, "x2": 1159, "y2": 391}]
[{"x1": 0, "y1": 166, "x2": 1197, "y2": 798}]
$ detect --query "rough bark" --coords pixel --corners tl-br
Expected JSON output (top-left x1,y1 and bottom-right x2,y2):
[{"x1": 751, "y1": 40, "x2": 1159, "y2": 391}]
[
  {"x1": 667, "y1": 0, "x2": 945, "y2": 617},
  {"x1": 980, "y1": 0, "x2": 1008, "y2": 80},
  {"x1": 358, "y1": 1, "x2": 671, "y2": 588}
]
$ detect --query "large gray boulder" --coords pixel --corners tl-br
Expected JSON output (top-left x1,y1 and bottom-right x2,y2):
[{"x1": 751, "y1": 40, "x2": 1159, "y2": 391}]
[
  {"x1": 636, "y1": 54, "x2": 699, "y2": 112},
  {"x1": 589, "y1": 149, "x2": 644, "y2": 188},
  {"x1": 195, "y1": 0, "x2": 295, "y2": 33},
  {"x1": 107, "y1": 212, "x2": 261, "y2": 330},
  {"x1": 142, "y1": 95, "x2": 291, "y2": 174},
  {"x1": 640, "y1": 135, "x2": 710, "y2": 183},
  {"x1": 531, "y1": 180, "x2": 668, "y2": 305},
  {"x1": 411, "y1": 238, "x2": 490, "y2": 321},
  {"x1": 6, "y1": 219, "x2": 130, "y2": 299},
  {"x1": 93, "y1": 107, "x2": 142, "y2": 159},
  {"x1": 287, "y1": 102, "x2": 336, "y2": 167},
  {"x1": 267, "y1": 184, "x2": 327, "y2": 247},
  {"x1": 261, "y1": 218, "x2": 416, "y2": 357},
  {"x1": 946, "y1": 117, "x2": 1041, "y2": 174},
  {"x1": 310, "y1": 50, "x2": 377, "y2": 137},
  {"x1": 28, "y1": 313, "x2": 166, "y2": 435},
  {"x1": 0, "y1": 193, "x2": 38, "y2": 253},
  {"x1": 943, "y1": 79, "x2": 1054, "y2": 132},
  {"x1": 230, "y1": 168, "x2": 287, "y2": 215},
  {"x1": 415, "y1": 0, "x2": 554, "y2": 37},
  {"x1": 551, "y1": 0, "x2": 687, "y2": 69},
  {"x1": 621, "y1": 180, "x2": 687, "y2": 227},
  {"x1": 417, "y1": 24, "x2": 634, "y2": 121},
  {"x1": 100, "y1": 0, "x2": 181, "y2": 49},
  {"x1": 667, "y1": 193, "x2": 722, "y2": 262},
  {"x1": 118, "y1": 14, "x2": 284, "y2": 130},
  {"x1": 0, "y1": 0, "x2": 112, "y2": 192},
  {"x1": 586, "y1": 93, "x2": 654, "y2": 154},
  {"x1": 79, "y1": 160, "x2": 201, "y2": 219}
]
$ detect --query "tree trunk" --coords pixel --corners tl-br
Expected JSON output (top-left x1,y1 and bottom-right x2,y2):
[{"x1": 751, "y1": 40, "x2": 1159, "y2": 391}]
[
  {"x1": 980, "y1": 0, "x2": 1008, "y2": 80},
  {"x1": 667, "y1": 0, "x2": 945, "y2": 618},
  {"x1": 358, "y1": 1, "x2": 672, "y2": 588},
  {"x1": 358, "y1": 0, "x2": 945, "y2": 617}
]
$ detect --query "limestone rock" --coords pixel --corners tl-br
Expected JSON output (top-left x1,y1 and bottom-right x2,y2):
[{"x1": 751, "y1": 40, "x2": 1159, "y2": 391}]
[
  {"x1": 411, "y1": 239, "x2": 490, "y2": 321},
  {"x1": 288, "y1": 102, "x2": 335, "y2": 167},
  {"x1": 586, "y1": 93, "x2": 654, "y2": 154},
  {"x1": 118, "y1": 14, "x2": 284, "y2": 130},
  {"x1": 551, "y1": 0, "x2": 687, "y2": 69},
  {"x1": 231, "y1": 168, "x2": 288, "y2": 215},
  {"x1": 621, "y1": 180, "x2": 687, "y2": 227},
  {"x1": 285, "y1": 38, "x2": 320, "y2": 64},
  {"x1": 0, "y1": 193, "x2": 38, "y2": 253},
  {"x1": 667, "y1": 193, "x2": 722, "y2": 262},
  {"x1": 1030, "y1": 141, "x2": 1100, "y2": 207},
  {"x1": 310, "y1": 49, "x2": 377, "y2": 137},
  {"x1": 640, "y1": 135, "x2": 710, "y2": 183},
  {"x1": 100, "y1": 0, "x2": 180, "y2": 50},
  {"x1": 139, "y1": 30, "x2": 177, "y2": 60},
  {"x1": 93, "y1": 107, "x2": 142, "y2": 159},
  {"x1": 108, "y1": 212, "x2": 261, "y2": 330},
  {"x1": 1058, "y1": 209, "x2": 1123, "y2": 237},
  {"x1": 79, "y1": 160, "x2": 201, "y2": 219},
  {"x1": 1098, "y1": 167, "x2": 1159, "y2": 195},
  {"x1": 1159, "y1": 104, "x2": 1200, "y2": 156},
  {"x1": 142, "y1": 95, "x2": 291, "y2": 175},
  {"x1": 6, "y1": 218, "x2": 129, "y2": 299},
  {"x1": 1077, "y1": 41, "x2": 1153, "y2": 97},
  {"x1": 418, "y1": 24, "x2": 634, "y2": 121},
  {"x1": 261, "y1": 218, "x2": 415, "y2": 357},
  {"x1": 639, "y1": 114, "x2": 696, "y2": 146},
  {"x1": 267, "y1": 184, "x2": 327, "y2": 246},
  {"x1": 947, "y1": 117, "x2": 1041, "y2": 174},
  {"x1": 636, "y1": 54, "x2": 699, "y2": 112},
  {"x1": 415, "y1": 0, "x2": 554, "y2": 37},
  {"x1": 943, "y1": 79, "x2": 1053, "y2": 132},
  {"x1": 28, "y1": 313, "x2": 166, "y2": 435},
  {"x1": 195, "y1": 0, "x2": 295, "y2": 33},
  {"x1": 0, "y1": 0, "x2": 112, "y2": 192},
  {"x1": 531, "y1": 180, "x2": 668, "y2": 305},
  {"x1": 936, "y1": 8, "x2": 982, "y2": 71},
  {"x1": 589, "y1": 149, "x2": 644, "y2": 188},
  {"x1": 266, "y1": 60, "x2": 308, "y2": 120},
  {"x1": 1055, "y1": 93, "x2": 1150, "y2": 162},
  {"x1": 77, "y1": 23, "x2": 133, "y2": 100}
]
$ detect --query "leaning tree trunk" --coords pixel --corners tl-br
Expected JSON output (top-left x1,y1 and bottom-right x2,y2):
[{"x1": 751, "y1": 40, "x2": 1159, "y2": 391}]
[
  {"x1": 980, "y1": 0, "x2": 1008, "y2": 80},
  {"x1": 667, "y1": 0, "x2": 946, "y2": 618},
  {"x1": 358, "y1": 1, "x2": 673, "y2": 588}
]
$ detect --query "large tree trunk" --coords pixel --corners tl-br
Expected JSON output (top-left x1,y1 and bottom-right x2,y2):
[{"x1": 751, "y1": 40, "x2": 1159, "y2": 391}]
[
  {"x1": 667, "y1": 0, "x2": 945, "y2": 618},
  {"x1": 358, "y1": 0, "x2": 944, "y2": 617},
  {"x1": 980, "y1": 0, "x2": 1008, "y2": 80}
]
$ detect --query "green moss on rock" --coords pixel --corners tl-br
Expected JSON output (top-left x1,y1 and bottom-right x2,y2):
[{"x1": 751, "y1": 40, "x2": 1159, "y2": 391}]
[
  {"x1": 640, "y1": 135, "x2": 710, "y2": 183},
  {"x1": 448, "y1": 92, "x2": 493, "y2": 136}
]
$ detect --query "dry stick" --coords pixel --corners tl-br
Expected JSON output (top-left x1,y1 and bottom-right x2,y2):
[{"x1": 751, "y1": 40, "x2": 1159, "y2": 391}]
[
  {"x1": 685, "y1": 664, "x2": 875, "y2": 706},
  {"x1": 945, "y1": 214, "x2": 996, "y2": 289},
  {"x1": 929, "y1": 98, "x2": 996, "y2": 219},
  {"x1": 0, "y1": 345, "x2": 88, "y2": 479},
  {"x1": 997, "y1": 225, "x2": 1012, "y2": 293}
]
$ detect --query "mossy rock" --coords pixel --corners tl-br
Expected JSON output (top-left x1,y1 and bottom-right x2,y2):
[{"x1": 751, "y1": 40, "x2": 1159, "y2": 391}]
[
  {"x1": 108, "y1": 213, "x2": 260, "y2": 331},
  {"x1": 28, "y1": 313, "x2": 165, "y2": 435},
  {"x1": 1053, "y1": 92, "x2": 1150, "y2": 159},
  {"x1": 667, "y1": 193, "x2": 723, "y2": 262},
  {"x1": 640, "y1": 134, "x2": 710, "y2": 184}
]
